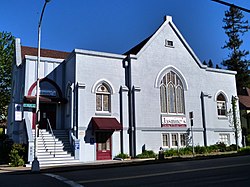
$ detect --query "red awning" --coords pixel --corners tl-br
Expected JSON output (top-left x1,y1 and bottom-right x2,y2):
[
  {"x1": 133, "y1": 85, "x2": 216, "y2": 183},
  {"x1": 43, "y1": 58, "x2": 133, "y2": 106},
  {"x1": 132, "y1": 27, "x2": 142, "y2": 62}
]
[
  {"x1": 24, "y1": 95, "x2": 67, "y2": 104},
  {"x1": 24, "y1": 96, "x2": 51, "y2": 103},
  {"x1": 92, "y1": 117, "x2": 122, "y2": 131}
]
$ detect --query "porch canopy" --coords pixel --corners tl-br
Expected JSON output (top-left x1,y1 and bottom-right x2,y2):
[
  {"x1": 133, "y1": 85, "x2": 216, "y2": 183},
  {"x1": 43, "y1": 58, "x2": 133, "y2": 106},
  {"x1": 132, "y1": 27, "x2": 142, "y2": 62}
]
[
  {"x1": 24, "y1": 95, "x2": 67, "y2": 104},
  {"x1": 92, "y1": 117, "x2": 122, "y2": 131}
]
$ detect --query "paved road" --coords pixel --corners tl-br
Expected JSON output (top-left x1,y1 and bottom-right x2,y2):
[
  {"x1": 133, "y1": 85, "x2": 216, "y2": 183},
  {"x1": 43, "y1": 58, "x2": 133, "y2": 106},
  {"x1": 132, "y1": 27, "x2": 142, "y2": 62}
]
[
  {"x1": 0, "y1": 155, "x2": 250, "y2": 187},
  {"x1": 56, "y1": 155, "x2": 250, "y2": 187}
]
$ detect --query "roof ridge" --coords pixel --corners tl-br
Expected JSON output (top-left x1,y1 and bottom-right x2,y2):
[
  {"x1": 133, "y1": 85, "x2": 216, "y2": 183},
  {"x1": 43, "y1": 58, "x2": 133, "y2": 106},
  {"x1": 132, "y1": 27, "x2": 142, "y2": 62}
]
[{"x1": 21, "y1": 46, "x2": 70, "y2": 60}]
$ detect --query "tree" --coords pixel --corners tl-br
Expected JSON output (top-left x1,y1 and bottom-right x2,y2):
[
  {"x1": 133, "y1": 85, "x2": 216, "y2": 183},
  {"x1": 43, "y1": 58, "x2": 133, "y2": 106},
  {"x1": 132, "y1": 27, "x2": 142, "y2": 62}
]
[
  {"x1": 202, "y1": 60, "x2": 207, "y2": 66},
  {"x1": 0, "y1": 32, "x2": 15, "y2": 125},
  {"x1": 222, "y1": 6, "x2": 250, "y2": 94},
  {"x1": 208, "y1": 59, "x2": 214, "y2": 68},
  {"x1": 216, "y1": 64, "x2": 221, "y2": 69}
]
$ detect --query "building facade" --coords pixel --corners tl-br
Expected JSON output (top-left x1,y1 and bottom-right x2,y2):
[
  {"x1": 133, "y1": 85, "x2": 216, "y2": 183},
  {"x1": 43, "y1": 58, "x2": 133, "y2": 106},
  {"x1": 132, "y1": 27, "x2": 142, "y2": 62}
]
[{"x1": 8, "y1": 16, "x2": 241, "y2": 163}]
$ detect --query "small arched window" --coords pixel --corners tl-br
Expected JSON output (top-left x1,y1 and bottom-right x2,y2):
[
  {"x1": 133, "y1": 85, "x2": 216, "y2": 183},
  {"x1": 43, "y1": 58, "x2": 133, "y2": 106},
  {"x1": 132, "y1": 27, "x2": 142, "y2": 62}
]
[
  {"x1": 160, "y1": 71, "x2": 185, "y2": 114},
  {"x1": 217, "y1": 93, "x2": 227, "y2": 116},
  {"x1": 96, "y1": 83, "x2": 111, "y2": 112}
]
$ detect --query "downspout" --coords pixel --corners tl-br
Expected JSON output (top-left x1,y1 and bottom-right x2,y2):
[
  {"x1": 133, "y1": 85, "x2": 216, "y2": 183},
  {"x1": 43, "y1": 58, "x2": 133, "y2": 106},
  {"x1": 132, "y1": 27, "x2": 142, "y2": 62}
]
[
  {"x1": 200, "y1": 92, "x2": 211, "y2": 147},
  {"x1": 232, "y1": 96, "x2": 239, "y2": 150},
  {"x1": 124, "y1": 55, "x2": 135, "y2": 158},
  {"x1": 119, "y1": 86, "x2": 124, "y2": 154},
  {"x1": 75, "y1": 83, "x2": 86, "y2": 139}
]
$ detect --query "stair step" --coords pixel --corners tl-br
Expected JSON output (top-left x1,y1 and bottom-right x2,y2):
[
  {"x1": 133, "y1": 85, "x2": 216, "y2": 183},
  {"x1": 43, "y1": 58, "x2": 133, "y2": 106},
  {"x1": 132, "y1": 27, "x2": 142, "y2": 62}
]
[{"x1": 31, "y1": 129, "x2": 76, "y2": 166}]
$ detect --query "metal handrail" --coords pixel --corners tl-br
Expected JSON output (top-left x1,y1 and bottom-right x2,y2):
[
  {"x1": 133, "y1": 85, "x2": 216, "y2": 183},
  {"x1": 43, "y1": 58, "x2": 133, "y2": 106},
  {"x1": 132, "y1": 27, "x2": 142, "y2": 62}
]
[{"x1": 47, "y1": 118, "x2": 56, "y2": 157}]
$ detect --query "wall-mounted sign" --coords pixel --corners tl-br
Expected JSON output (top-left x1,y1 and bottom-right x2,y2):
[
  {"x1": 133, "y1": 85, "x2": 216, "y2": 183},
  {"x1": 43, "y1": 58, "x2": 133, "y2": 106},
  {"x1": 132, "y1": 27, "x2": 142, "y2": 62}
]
[
  {"x1": 40, "y1": 90, "x2": 56, "y2": 97},
  {"x1": 161, "y1": 116, "x2": 187, "y2": 128},
  {"x1": 23, "y1": 103, "x2": 36, "y2": 108},
  {"x1": 15, "y1": 104, "x2": 22, "y2": 121}
]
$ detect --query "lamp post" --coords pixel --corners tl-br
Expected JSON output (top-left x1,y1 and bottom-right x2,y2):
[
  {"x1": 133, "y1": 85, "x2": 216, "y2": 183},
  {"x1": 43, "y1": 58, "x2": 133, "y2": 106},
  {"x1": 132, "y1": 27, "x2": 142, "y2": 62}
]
[{"x1": 32, "y1": 0, "x2": 51, "y2": 172}]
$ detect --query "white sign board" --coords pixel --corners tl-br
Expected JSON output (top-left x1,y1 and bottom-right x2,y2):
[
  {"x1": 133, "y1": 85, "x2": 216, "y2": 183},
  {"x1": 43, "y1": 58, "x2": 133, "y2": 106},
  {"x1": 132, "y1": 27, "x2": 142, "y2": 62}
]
[
  {"x1": 15, "y1": 104, "x2": 22, "y2": 121},
  {"x1": 161, "y1": 116, "x2": 187, "y2": 128}
]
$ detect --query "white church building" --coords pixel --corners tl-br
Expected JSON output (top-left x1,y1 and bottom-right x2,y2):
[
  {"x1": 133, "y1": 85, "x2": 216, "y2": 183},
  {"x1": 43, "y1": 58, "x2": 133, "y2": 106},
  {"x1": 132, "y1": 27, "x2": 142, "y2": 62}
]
[{"x1": 7, "y1": 16, "x2": 241, "y2": 165}]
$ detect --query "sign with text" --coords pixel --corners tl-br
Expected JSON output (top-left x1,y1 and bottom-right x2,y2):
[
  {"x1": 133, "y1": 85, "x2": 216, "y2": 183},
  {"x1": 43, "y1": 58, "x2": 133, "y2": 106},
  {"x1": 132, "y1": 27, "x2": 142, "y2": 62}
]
[
  {"x1": 40, "y1": 89, "x2": 56, "y2": 97},
  {"x1": 161, "y1": 116, "x2": 187, "y2": 128},
  {"x1": 15, "y1": 104, "x2": 22, "y2": 121},
  {"x1": 23, "y1": 103, "x2": 36, "y2": 108}
]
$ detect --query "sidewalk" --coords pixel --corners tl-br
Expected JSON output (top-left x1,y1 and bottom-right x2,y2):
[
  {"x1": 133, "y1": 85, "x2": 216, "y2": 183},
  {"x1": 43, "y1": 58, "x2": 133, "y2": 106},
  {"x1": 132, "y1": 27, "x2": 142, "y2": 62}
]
[
  {"x1": 0, "y1": 152, "x2": 244, "y2": 174},
  {"x1": 0, "y1": 158, "x2": 156, "y2": 174}
]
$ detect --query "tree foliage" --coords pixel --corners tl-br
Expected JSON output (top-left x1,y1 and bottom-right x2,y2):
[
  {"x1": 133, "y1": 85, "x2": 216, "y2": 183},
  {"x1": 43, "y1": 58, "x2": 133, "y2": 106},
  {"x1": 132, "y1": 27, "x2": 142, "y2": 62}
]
[
  {"x1": 222, "y1": 6, "x2": 250, "y2": 93},
  {"x1": 208, "y1": 59, "x2": 214, "y2": 68},
  {"x1": 0, "y1": 32, "x2": 15, "y2": 125}
]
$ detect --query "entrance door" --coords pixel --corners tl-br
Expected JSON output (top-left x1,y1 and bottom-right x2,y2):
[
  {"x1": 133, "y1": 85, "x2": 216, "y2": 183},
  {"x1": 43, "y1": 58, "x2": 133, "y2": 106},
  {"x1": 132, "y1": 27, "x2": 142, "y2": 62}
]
[
  {"x1": 39, "y1": 104, "x2": 57, "y2": 130},
  {"x1": 96, "y1": 132, "x2": 112, "y2": 160}
]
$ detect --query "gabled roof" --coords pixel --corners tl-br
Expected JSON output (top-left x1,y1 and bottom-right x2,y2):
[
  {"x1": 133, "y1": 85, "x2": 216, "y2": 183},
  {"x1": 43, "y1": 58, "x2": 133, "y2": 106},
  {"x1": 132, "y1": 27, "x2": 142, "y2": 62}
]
[
  {"x1": 123, "y1": 16, "x2": 237, "y2": 75},
  {"x1": 123, "y1": 16, "x2": 204, "y2": 68},
  {"x1": 239, "y1": 96, "x2": 250, "y2": 109},
  {"x1": 124, "y1": 36, "x2": 151, "y2": 55},
  {"x1": 239, "y1": 88, "x2": 250, "y2": 109},
  {"x1": 21, "y1": 46, "x2": 70, "y2": 60}
]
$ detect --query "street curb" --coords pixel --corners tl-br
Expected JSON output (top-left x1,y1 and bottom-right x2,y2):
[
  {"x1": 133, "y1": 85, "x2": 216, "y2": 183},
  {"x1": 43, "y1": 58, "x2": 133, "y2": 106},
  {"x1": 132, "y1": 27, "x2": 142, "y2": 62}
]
[{"x1": 0, "y1": 152, "x2": 249, "y2": 175}]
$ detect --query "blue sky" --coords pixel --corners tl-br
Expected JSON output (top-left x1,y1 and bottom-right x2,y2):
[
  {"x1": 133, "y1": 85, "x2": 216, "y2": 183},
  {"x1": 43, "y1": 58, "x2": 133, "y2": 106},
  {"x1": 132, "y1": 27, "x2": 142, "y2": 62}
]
[{"x1": 1, "y1": 0, "x2": 250, "y2": 66}]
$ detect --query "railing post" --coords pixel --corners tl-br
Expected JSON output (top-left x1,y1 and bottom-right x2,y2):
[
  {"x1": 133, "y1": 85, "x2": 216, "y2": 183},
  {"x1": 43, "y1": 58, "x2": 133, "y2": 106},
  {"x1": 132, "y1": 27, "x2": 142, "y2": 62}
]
[
  {"x1": 74, "y1": 139, "x2": 80, "y2": 160},
  {"x1": 46, "y1": 118, "x2": 56, "y2": 157}
]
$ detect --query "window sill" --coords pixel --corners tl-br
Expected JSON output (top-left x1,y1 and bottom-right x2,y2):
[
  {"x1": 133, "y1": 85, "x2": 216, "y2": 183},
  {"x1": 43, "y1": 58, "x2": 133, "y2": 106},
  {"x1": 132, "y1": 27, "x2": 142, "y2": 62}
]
[
  {"x1": 95, "y1": 112, "x2": 111, "y2": 116},
  {"x1": 161, "y1": 113, "x2": 185, "y2": 117}
]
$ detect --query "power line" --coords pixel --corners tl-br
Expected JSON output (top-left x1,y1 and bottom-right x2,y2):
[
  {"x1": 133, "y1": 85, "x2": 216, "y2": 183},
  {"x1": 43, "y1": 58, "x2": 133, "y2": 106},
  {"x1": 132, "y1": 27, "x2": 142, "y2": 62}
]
[{"x1": 212, "y1": 0, "x2": 250, "y2": 13}]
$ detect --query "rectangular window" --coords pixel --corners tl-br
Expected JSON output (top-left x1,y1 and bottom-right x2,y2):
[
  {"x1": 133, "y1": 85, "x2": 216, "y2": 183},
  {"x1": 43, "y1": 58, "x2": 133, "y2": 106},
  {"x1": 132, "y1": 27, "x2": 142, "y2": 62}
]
[
  {"x1": 162, "y1": 134, "x2": 169, "y2": 147},
  {"x1": 180, "y1": 133, "x2": 187, "y2": 146},
  {"x1": 96, "y1": 94, "x2": 102, "y2": 111},
  {"x1": 217, "y1": 101, "x2": 226, "y2": 116},
  {"x1": 103, "y1": 94, "x2": 109, "y2": 111},
  {"x1": 172, "y1": 134, "x2": 178, "y2": 146},
  {"x1": 165, "y1": 40, "x2": 174, "y2": 47},
  {"x1": 219, "y1": 134, "x2": 230, "y2": 145}
]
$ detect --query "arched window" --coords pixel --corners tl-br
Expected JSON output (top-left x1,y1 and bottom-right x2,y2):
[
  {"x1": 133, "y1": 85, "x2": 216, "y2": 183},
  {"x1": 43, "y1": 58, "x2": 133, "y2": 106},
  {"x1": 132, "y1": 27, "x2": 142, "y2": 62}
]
[
  {"x1": 96, "y1": 83, "x2": 111, "y2": 112},
  {"x1": 217, "y1": 93, "x2": 227, "y2": 116},
  {"x1": 160, "y1": 71, "x2": 185, "y2": 114}
]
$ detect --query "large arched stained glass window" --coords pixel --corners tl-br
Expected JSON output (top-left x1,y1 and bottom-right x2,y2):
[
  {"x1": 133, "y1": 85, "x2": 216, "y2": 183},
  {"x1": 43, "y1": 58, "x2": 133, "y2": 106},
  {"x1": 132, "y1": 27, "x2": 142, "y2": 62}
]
[{"x1": 160, "y1": 71, "x2": 185, "y2": 114}]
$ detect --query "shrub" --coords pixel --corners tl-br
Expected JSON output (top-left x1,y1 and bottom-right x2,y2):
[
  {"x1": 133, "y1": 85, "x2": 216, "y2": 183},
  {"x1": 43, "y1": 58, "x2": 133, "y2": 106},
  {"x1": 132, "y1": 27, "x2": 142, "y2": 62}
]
[
  {"x1": 194, "y1": 145, "x2": 207, "y2": 154},
  {"x1": 9, "y1": 143, "x2": 25, "y2": 167},
  {"x1": 225, "y1": 144, "x2": 238, "y2": 152},
  {"x1": 115, "y1": 153, "x2": 129, "y2": 159},
  {"x1": 216, "y1": 142, "x2": 227, "y2": 152},
  {"x1": 136, "y1": 150, "x2": 156, "y2": 159},
  {"x1": 0, "y1": 136, "x2": 13, "y2": 163},
  {"x1": 164, "y1": 149, "x2": 178, "y2": 157},
  {"x1": 179, "y1": 147, "x2": 193, "y2": 155},
  {"x1": 238, "y1": 147, "x2": 250, "y2": 154},
  {"x1": 206, "y1": 144, "x2": 219, "y2": 153}
]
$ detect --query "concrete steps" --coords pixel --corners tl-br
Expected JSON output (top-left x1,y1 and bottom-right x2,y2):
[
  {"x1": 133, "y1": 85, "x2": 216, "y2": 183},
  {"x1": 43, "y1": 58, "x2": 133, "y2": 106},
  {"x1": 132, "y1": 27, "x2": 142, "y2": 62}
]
[{"x1": 27, "y1": 129, "x2": 79, "y2": 167}]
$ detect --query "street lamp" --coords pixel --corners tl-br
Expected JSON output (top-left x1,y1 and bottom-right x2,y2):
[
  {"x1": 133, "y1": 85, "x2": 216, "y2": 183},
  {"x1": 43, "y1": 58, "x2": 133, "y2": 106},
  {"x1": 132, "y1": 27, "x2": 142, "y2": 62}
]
[{"x1": 32, "y1": 0, "x2": 51, "y2": 172}]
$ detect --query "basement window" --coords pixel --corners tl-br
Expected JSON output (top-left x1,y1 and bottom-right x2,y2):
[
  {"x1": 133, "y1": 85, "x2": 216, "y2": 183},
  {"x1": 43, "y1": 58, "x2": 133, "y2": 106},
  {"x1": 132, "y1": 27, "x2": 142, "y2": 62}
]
[{"x1": 165, "y1": 40, "x2": 174, "y2": 47}]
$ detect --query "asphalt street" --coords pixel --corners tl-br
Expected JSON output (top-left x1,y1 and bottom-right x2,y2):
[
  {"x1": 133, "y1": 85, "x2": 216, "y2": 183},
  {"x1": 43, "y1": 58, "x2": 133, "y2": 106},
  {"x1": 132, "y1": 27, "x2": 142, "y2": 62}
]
[
  {"x1": 56, "y1": 155, "x2": 250, "y2": 187},
  {"x1": 0, "y1": 155, "x2": 250, "y2": 187}
]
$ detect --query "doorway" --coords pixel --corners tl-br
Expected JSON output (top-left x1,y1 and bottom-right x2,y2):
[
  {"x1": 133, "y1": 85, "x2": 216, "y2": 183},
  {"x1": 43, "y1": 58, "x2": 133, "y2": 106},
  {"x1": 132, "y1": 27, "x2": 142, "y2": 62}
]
[
  {"x1": 96, "y1": 132, "x2": 112, "y2": 160},
  {"x1": 32, "y1": 104, "x2": 57, "y2": 130}
]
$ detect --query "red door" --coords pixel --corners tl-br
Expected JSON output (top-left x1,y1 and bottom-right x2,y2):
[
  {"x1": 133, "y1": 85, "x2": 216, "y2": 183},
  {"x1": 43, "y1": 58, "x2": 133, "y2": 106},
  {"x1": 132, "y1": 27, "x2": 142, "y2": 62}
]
[{"x1": 96, "y1": 132, "x2": 112, "y2": 160}]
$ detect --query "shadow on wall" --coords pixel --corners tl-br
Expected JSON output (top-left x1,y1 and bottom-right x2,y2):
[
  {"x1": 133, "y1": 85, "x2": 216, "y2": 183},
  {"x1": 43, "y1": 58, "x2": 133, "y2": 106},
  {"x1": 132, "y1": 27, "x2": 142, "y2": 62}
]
[{"x1": 84, "y1": 121, "x2": 95, "y2": 145}]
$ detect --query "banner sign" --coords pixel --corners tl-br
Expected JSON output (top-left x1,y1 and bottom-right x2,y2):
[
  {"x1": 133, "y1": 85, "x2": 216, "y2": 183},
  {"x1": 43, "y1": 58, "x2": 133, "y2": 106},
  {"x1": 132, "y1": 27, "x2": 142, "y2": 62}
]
[
  {"x1": 40, "y1": 90, "x2": 56, "y2": 97},
  {"x1": 161, "y1": 116, "x2": 187, "y2": 128}
]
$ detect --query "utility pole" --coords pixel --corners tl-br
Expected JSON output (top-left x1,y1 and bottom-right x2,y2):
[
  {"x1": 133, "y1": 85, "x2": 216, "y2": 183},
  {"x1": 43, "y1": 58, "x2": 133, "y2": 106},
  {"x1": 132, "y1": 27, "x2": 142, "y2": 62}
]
[{"x1": 212, "y1": 0, "x2": 250, "y2": 13}]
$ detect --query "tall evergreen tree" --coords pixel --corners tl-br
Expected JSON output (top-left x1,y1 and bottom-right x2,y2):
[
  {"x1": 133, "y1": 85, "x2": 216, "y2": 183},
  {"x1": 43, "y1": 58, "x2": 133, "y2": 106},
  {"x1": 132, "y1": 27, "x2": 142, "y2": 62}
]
[
  {"x1": 0, "y1": 32, "x2": 14, "y2": 125},
  {"x1": 202, "y1": 60, "x2": 207, "y2": 66},
  {"x1": 222, "y1": 6, "x2": 250, "y2": 94},
  {"x1": 208, "y1": 59, "x2": 214, "y2": 68}
]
